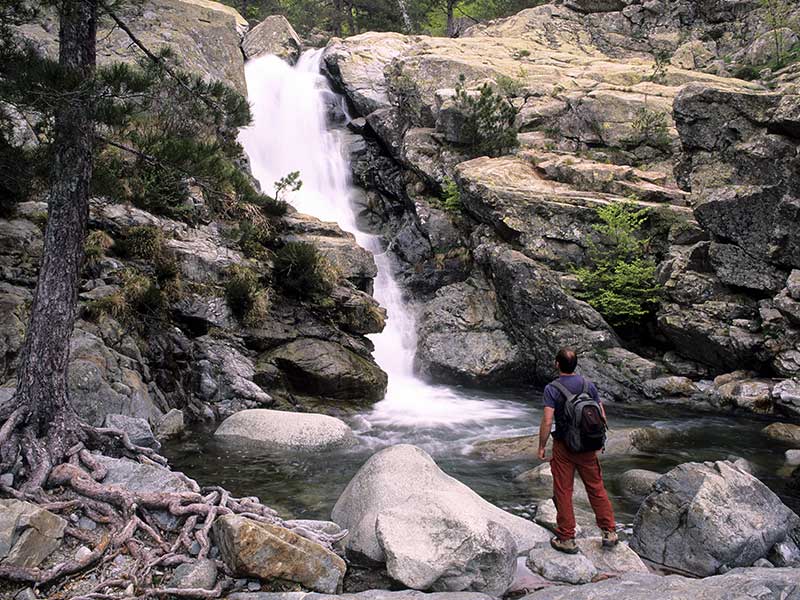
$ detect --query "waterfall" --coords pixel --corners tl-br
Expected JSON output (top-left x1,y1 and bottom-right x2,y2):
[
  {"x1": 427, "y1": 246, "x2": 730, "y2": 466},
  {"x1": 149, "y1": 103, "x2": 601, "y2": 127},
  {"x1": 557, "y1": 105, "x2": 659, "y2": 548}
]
[
  {"x1": 239, "y1": 50, "x2": 526, "y2": 436},
  {"x1": 396, "y1": 0, "x2": 413, "y2": 32}
]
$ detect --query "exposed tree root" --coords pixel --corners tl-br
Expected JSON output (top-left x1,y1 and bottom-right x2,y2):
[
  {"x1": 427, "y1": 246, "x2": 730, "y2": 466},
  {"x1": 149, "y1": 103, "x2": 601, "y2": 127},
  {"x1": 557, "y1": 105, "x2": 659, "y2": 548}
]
[{"x1": 0, "y1": 420, "x2": 348, "y2": 599}]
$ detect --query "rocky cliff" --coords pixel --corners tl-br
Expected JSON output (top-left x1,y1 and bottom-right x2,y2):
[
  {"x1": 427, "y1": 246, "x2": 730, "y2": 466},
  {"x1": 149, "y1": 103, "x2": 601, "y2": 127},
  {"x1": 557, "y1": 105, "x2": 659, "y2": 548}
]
[
  {"x1": 0, "y1": 0, "x2": 388, "y2": 437},
  {"x1": 322, "y1": 0, "x2": 800, "y2": 415}
]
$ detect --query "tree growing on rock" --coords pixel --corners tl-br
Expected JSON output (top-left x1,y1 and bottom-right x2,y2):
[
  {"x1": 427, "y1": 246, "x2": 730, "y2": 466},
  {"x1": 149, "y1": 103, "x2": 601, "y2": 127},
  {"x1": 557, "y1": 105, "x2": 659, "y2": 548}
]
[
  {"x1": 574, "y1": 201, "x2": 662, "y2": 328},
  {"x1": 0, "y1": 1, "x2": 342, "y2": 593},
  {"x1": 454, "y1": 74, "x2": 520, "y2": 157}
]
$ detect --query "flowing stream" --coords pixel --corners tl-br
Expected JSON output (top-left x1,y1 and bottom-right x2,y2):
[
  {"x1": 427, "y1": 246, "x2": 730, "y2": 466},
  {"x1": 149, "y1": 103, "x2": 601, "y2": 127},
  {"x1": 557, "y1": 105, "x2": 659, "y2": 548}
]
[{"x1": 164, "y1": 51, "x2": 799, "y2": 523}]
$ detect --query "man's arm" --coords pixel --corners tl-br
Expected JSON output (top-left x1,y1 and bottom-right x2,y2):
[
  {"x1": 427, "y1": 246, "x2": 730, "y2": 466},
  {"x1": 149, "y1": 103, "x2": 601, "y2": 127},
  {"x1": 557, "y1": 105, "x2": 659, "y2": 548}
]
[{"x1": 538, "y1": 406, "x2": 554, "y2": 460}]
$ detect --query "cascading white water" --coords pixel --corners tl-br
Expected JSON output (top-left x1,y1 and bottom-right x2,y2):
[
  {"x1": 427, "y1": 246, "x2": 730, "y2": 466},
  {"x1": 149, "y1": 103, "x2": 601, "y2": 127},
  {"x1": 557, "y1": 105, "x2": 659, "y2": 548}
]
[
  {"x1": 396, "y1": 0, "x2": 413, "y2": 32},
  {"x1": 239, "y1": 50, "x2": 530, "y2": 445}
]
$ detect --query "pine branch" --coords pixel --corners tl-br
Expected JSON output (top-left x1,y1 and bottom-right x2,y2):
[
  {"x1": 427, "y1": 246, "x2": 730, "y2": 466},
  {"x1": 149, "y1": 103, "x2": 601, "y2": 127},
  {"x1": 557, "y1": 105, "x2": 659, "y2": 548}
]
[{"x1": 97, "y1": 1, "x2": 220, "y2": 114}]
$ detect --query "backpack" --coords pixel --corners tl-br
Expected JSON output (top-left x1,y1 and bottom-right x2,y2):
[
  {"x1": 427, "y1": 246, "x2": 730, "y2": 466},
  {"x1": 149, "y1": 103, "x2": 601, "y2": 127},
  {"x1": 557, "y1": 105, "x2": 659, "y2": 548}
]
[{"x1": 552, "y1": 379, "x2": 607, "y2": 453}]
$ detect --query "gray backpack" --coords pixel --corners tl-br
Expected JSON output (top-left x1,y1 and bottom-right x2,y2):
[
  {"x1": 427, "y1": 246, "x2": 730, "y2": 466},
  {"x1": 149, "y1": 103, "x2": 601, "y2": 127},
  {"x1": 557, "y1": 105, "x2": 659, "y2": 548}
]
[{"x1": 552, "y1": 379, "x2": 607, "y2": 453}]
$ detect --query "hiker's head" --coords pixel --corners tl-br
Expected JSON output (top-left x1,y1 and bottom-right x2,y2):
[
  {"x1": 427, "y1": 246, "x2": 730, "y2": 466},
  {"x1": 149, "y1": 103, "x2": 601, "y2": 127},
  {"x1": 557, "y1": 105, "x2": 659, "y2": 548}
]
[{"x1": 556, "y1": 348, "x2": 578, "y2": 374}]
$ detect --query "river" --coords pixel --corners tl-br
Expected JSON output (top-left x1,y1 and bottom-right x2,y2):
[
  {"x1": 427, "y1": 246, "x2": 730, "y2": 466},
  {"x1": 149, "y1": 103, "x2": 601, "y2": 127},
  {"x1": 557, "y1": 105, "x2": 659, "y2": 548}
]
[{"x1": 164, "y1": 50, "x2": 799, "y2": 527}]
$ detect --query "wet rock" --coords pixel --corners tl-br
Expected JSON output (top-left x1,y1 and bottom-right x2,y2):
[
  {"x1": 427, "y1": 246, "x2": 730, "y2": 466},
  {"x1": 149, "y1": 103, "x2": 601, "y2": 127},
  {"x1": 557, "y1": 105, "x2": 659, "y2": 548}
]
[
  {"x1": 332, "y1": 445, "x2": 550, "y2": 581},
  {"x1": 267, "y1": 338, "x2": 387, "y2": 403},
  {"x1": 527, "y1": 542, "x2": 597, "y2": 585},
  {"x1": 762, "y1": 422, "x2": 800, "y2": 446},
  {"x1": 786, "y1": 450, "x2": 800, "y2": 466},
  {"x1": 103, "y1": 414, "x2": 159, "y2": 449},
  {"x1": 617, "y1": 469, "x2": 660, "y2": 504},
  {"x1": 242, "y1": 15, "x2": 303, "y2": 63},
  {"x1": 641, "y1": 376, "x2": 698, "y2": 399},
  {"x1": 416, "y1": 278, "x2": 526, "y2": 386},
  {"x1": 519, "y1": 568, "x2": 800, "y2": 600},
  {"x1": 630, "y1": 460, "x2": 800, "y2": 576},
  {"x1": 213, "y1": 515, "x2": 346, "y2": 594},
  {"x1": 773, "y1": 379, "x2": 800, "y2": 418},
  {"x1": 169, "y1": 558, "x2": 218, "y2": 590},
  {"x1": 214, "y1": 409, "x2": 355, "y2": 451},
  {"x1": 0, "y1": 500, "x2": 66, "y2": 568},
  {"x1": 156, "y1": 408, "x2": 185, "y2": 440},
  {"x1": 713, "y1": 378, "x2": 774, "y2": 414}
]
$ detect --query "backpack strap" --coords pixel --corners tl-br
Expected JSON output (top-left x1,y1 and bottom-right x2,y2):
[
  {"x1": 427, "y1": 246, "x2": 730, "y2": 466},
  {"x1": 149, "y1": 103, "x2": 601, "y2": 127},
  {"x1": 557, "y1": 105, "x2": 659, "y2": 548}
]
[
  {"x1": 581, "y1": 378, "x2": 589, "y2": 396},
  {"x1": 551, "y1": 380, "x2": 576, "y2": 402}
]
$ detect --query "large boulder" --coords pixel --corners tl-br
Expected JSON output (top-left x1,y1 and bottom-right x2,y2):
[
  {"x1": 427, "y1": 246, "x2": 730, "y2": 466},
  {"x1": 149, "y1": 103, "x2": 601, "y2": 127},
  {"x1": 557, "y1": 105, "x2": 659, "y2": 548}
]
[
  {"x1": 214, "y1": 409, "x2": 356, "y2": 451},
  {"x1": 20, "y1": 0, "x2": 247, "y2": 93},
  {"x1": 520, "y1": 568, "x2": 800, "y2": 600},
  {"x1": 0, "y1": 500, "x2": 66, "y2": 568},
  {"x1": 213, "y1": 515, "x2": 346, "y2": 594},
  {"x1": 415, "y1": 278, "x2": 526, "y2": 386},
  {"x1": 267, "y1": 338, "x2": 387, "y2": 403},
  {"x1": 331, "y1": 445, "x2": 550, "y2": 594},
  {"x1": 242, "y1": 15, "x2": 303, "y2": 63},
  {"x1": 630, "y1": 460, "x2": 800, "y2": 576}
]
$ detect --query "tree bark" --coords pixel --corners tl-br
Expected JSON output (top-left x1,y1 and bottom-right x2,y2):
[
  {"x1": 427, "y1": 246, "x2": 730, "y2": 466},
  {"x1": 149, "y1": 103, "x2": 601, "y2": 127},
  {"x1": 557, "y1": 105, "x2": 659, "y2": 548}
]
[
  {"x1": 7, "y1": 0, "x2": 97, "y2": 486},
  {"x1": 446, "y1": 0, "x2": 456, "y2": 37}
]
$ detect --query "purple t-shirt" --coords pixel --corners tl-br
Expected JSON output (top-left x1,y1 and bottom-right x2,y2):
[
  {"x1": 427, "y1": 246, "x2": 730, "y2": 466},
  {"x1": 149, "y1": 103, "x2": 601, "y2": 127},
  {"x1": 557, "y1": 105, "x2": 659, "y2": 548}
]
[{"x1": 543, "y1": 374, "x2": 600, "y2": 409}]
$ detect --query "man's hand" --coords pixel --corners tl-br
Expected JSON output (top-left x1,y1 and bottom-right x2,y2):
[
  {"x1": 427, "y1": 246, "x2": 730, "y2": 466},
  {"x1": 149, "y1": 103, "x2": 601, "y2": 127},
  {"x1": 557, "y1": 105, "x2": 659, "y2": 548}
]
[
  {"x1": 537, "y1": 446, "x2": 547, "y2": 461},
  {"x1": 538, "y1": 406, "x2": 554, "y2": 462}
]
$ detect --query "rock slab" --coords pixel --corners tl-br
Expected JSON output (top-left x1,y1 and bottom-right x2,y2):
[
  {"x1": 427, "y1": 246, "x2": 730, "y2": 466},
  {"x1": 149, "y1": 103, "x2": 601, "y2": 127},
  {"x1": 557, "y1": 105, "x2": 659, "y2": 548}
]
[
  {"x1": 630, "y1": 460, "x2": 800, "y2": 576},
  {"x1": 213, "y1": 515, "x2": 346, "y2": 594},
  {"x1": 214, "y1": 409, "x2": 355, "y2": 451}
]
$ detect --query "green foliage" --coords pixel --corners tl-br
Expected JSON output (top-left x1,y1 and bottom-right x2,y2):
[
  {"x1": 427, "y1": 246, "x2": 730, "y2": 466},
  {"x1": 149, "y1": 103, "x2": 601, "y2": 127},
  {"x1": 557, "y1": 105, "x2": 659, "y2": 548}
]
[
  {"x1": 732, "y1": 64, "x2": 762, "y2": 80},
  {"x1": 273, "y1": 171, "x2": 302, "y2": 202},
  {"x1": 759, "y1": 0, "x2": 799, "y2": 68},
  {"x1": 574, "y1": 202, "x2": 662, "y2": 327},
  {"x1": 274, "y1": 241, "x2": 335, "y2": 299},
  {"x1": 224, "y1": 264, "x2": 270, "y2": 325},
  {"x1": 115, "y1": 226, "x2": 164, "y2": 261},
  {"x1": 85, "y1": 269, "x2": 171, "y2": 323},
  {"x1": 441, "y1": 177, "x2": 462, "y2": 214},
  {"x1": 236, "y1": 220, "x2": 275, "y2": 259},
  {"x1": 648, "y1": 50, "x2": 671, "y2": 84},
  {"x1": 84, "y1": 230, "x2": 115, "y2": 263},
  {"x1": 454, "y1": 74, "x2": 519, "y2": 157},
  {"x1": 628, "y1": 107, "x2": 671, "y2": 151}
]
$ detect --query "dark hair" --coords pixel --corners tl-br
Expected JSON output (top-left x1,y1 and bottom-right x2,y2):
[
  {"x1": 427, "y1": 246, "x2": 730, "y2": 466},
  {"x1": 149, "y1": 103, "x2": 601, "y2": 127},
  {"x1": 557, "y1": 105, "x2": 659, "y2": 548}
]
[{"x1": 556, "y1": 348, "x2": 578, "y2": 373}]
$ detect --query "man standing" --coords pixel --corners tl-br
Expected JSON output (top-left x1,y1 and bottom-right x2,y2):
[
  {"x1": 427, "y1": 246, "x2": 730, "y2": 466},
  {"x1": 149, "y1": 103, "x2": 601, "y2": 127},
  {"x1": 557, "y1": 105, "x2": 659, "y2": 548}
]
[{"x1": 537, "y1": 347, "x2": 618, "y2": 553}]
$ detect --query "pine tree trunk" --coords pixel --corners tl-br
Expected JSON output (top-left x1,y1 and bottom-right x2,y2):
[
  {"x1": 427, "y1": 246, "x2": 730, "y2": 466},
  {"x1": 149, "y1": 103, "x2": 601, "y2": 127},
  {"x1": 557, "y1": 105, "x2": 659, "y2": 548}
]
[
  {"x1": 9, "y1": 0, "x2": 97, "y2": 486},
  {"x1": 446, "y1": 0, "x2": 456, "y2": 37}
]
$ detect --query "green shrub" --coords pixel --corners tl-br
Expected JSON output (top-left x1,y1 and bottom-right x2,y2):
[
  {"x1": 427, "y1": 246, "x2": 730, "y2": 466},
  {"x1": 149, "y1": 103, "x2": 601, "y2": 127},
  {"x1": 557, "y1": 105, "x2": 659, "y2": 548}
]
[
  {"x1": 225, "y1": 265, "x2": 270, "y2": 325},
  {"x1": 441, "y1": 178, "x2": 462, "y2": 214},
  {"x1": 628, "y1": 107, "x2": 671, "y2": 151},
  {"x1": 236, "y1": 221, "x2": 275, "y2": 259},
  {"x1": 574, "y1": 201, "x2": 662, "y2": 327},
  {"x1": 454, "y1": 74, "x2": 519, "y2": 157},
  {"x1": 274, "y1": 241, "x2": 335, "y2": 298},
  {"x1": 116, "y1": 225, "x2": 164, "y2": 260},
  {"x1": 84, "y1": 230, "x2": 115, "y2": 263},
  {"x1": 732, "y1": 64, "x2": 762, "y2": 81},
  {"x1": 648, "y1": 50, "x2": 671, "y2": 83}
]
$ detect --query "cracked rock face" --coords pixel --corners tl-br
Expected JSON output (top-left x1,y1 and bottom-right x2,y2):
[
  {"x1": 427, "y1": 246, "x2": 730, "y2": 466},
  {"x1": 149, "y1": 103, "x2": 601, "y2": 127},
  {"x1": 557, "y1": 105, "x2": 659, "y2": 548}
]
[
  {"x1": 630, "y1": 460, "x2": 800, "y2": 576},
  {"x1": 0, "y1": 500, "x2": 66, "y2": 569}
]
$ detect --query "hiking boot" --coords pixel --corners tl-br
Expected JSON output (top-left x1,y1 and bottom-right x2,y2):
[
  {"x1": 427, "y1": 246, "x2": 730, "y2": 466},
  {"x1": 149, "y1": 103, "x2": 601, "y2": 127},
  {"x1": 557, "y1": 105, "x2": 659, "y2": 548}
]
[
  {"x1": 602, "y1": 529, "x2": 619, "y2": 548},
  {"x1": 550, "y1": 536, "x2": 579, "y2": 554}
]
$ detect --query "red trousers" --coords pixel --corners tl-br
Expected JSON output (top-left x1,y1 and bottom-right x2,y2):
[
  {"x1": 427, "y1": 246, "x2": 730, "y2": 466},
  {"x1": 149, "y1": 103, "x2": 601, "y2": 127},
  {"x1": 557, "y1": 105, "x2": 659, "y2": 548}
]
[{"x1": 551, "y1": 439, "x2": 616, "y2": 540}]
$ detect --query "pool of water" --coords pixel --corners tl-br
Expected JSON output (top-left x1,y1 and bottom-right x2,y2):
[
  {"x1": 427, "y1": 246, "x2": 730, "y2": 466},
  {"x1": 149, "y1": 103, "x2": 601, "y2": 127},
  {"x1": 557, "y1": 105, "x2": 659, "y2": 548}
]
[{"x1": 163, "y1": 388, "x2": 800, "y2": 527}]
